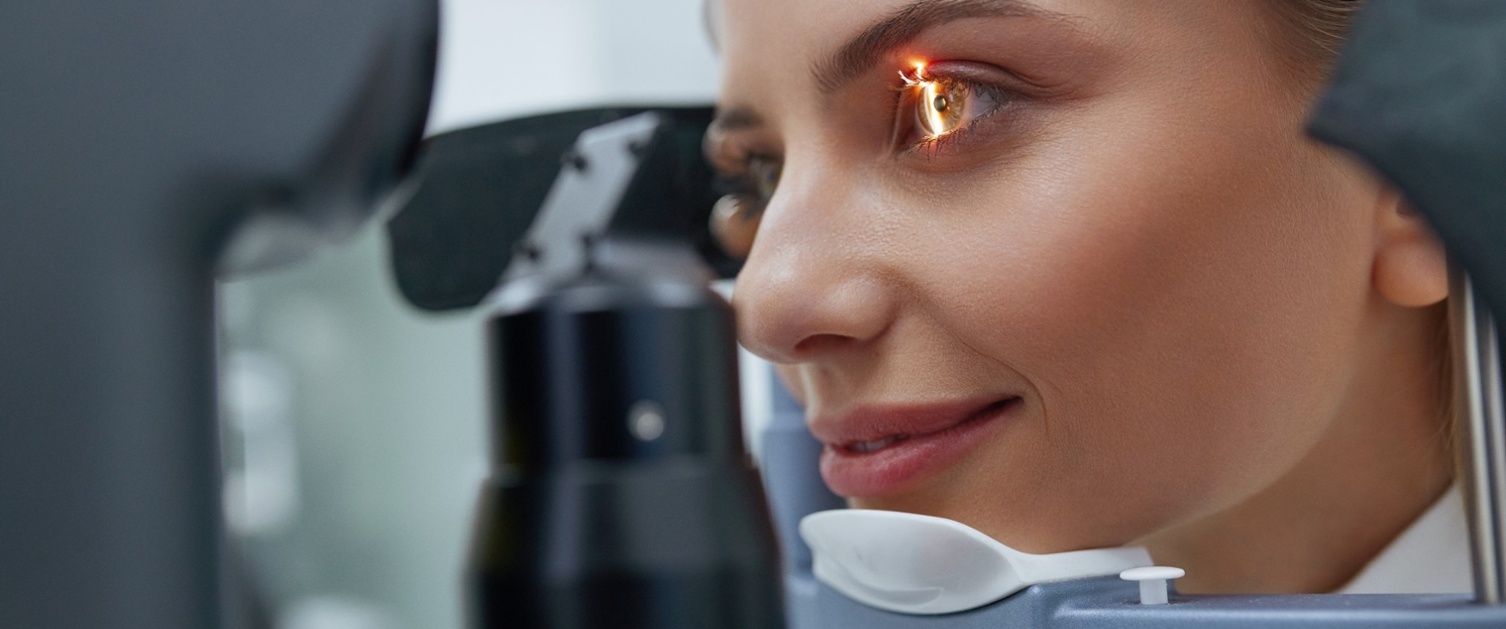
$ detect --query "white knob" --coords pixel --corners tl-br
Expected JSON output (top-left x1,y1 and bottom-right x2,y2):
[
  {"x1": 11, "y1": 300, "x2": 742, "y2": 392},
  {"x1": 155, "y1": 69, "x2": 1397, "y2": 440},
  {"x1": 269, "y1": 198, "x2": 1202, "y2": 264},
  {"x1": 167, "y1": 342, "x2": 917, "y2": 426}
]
[{"x1": 1120, "y1": 566, "x2": 1185, "y2": 605}]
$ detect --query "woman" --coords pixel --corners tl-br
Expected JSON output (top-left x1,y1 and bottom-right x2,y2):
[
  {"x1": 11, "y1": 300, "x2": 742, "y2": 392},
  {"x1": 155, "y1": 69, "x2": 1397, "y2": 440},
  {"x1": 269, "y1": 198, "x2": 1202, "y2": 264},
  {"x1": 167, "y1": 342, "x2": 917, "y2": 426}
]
[{"x1": 704, "y1": 0, "x2": 1467, "y2": 595}]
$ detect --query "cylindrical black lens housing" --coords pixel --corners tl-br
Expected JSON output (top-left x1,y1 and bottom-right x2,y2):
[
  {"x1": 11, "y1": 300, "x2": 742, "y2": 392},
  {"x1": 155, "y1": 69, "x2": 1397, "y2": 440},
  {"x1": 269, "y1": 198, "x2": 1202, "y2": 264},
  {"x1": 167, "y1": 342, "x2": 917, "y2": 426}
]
[{"x1": 467, "y1": 275, "x2": 783, "y2": 629}]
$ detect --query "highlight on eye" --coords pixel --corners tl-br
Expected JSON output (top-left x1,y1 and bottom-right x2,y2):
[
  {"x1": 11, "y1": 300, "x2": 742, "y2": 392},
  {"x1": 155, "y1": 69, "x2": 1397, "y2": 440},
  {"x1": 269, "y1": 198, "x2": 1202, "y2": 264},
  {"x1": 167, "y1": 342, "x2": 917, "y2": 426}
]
[{"x1": 896, "y1": 62, "x2": 1004, "y2": 152}]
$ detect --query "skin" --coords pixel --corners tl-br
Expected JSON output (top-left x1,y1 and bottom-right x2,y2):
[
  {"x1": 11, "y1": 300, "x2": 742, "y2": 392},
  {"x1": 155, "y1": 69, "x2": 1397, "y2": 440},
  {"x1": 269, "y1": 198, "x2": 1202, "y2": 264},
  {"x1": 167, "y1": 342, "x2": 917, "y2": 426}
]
[{"x1": 709, "y1": 0, "x2": 1454, "y2": 593}]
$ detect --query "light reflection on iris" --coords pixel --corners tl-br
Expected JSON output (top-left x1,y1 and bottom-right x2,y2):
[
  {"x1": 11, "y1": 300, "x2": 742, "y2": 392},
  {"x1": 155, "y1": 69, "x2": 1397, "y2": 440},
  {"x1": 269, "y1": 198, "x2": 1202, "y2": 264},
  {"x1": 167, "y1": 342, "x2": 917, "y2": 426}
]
[{"x1": 900, "y1": 63, "x2": 971, "y2": 141}]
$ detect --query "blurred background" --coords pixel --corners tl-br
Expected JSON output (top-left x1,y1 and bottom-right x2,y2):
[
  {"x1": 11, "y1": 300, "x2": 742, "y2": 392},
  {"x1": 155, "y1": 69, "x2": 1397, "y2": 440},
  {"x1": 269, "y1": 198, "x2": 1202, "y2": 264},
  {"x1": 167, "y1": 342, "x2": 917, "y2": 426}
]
[{"x1": 216, "y1": 2, "x2": 725, "y2": 628}]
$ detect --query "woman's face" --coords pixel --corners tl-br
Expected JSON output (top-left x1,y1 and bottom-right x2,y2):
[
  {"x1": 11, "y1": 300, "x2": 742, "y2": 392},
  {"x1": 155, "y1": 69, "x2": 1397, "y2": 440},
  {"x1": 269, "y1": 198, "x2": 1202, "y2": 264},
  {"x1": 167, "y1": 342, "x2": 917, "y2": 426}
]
[{"x1": 712, "y1": 0, "x2": 1386, "y2": 551}]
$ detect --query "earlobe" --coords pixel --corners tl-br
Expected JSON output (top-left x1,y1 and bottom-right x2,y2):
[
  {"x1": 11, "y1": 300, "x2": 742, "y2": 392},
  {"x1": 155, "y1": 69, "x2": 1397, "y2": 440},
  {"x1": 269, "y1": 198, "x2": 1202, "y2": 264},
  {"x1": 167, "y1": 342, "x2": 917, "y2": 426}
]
[{"x1": 1372, "y1": 189, "x2": 1449, "y2": 308}]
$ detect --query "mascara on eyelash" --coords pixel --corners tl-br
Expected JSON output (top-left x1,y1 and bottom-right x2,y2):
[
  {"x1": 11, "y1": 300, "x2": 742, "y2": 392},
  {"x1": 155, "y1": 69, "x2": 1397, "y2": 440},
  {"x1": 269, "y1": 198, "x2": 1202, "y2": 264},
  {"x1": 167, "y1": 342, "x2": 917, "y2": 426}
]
[
  {"x1": 898, "y1": 64, "x2": 978, "y2": 144},
  {"x1": 891, "y1": 61, "x2": 1016, "y2": 159}
]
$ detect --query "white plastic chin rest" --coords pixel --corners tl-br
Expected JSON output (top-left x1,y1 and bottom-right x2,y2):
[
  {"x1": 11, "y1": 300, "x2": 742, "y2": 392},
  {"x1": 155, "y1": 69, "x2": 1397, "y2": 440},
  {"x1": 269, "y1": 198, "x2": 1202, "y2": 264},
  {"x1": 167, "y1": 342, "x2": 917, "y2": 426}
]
[{"x1": 800, "y1": 509, "x2": 1153, "y2": 615}]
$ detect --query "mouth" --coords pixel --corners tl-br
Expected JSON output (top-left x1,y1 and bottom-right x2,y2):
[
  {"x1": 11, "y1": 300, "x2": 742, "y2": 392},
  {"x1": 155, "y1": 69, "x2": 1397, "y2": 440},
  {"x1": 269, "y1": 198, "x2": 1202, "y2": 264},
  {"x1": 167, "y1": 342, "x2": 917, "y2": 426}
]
[{"x1": 815, "y1": 396, "x2": 1022, "y2": 498}]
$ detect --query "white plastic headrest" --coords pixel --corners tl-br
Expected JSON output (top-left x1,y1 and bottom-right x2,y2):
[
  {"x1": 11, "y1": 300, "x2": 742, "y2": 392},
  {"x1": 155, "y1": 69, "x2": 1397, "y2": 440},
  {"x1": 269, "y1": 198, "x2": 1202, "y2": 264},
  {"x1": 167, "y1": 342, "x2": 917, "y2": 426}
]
[{"x1": 800, "y1": 509, "x2": 1152, "y2": 615}]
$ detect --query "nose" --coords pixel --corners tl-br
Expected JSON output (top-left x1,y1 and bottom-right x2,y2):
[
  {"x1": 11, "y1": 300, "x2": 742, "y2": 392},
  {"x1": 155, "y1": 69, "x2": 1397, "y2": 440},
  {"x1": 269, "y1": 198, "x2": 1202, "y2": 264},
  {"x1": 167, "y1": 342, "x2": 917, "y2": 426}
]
[{"x1": 732, "y1": 167, "x2": 896, "y2": 365}]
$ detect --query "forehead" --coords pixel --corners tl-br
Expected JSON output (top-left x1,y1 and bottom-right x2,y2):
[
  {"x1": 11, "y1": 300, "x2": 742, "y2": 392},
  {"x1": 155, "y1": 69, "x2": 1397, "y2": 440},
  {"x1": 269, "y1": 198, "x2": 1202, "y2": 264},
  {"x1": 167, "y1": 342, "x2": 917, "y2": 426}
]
[
  {"x1": 713, "y1": 0, "x2": 902, "y2": 112},
  {"x1": 714, "y1": 0, "x2": 1081, "y2": 120},
  {"x1": 711, "y1": 0, "x2": 1271, "y2": 109},
  {"x1": 716, "y1": 0, "x2": 911, "y2": 54}
]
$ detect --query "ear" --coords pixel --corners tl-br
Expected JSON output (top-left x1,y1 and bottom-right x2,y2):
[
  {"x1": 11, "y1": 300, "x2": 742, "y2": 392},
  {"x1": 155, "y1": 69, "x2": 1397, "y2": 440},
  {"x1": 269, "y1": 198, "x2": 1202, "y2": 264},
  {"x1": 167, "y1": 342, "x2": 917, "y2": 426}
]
[{"x1": 1372, "y1": 187, "x2": 1449, "y2": 308}]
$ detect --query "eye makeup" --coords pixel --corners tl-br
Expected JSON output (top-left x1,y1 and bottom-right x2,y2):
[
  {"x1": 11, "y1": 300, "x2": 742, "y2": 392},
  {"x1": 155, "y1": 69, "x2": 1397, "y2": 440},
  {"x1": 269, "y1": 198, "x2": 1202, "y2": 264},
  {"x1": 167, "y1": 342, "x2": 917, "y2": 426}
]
[
  {"x1": 704, "y1": 120, "x2": 782, "y2": 257},
  {"x1": 891, "y1": 61, "x2": 1016, "y2": 158},
  {"x1": 702, "y1": 55, "x2": 1041, "y2": 228}
]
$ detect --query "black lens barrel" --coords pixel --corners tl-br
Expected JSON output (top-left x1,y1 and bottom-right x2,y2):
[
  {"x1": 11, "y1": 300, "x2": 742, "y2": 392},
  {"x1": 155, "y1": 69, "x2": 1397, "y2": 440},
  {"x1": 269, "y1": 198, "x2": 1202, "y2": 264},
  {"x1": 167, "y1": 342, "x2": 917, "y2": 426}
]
[{"x1": 467, "y1": 276, "x2": 784, "y2": 629}]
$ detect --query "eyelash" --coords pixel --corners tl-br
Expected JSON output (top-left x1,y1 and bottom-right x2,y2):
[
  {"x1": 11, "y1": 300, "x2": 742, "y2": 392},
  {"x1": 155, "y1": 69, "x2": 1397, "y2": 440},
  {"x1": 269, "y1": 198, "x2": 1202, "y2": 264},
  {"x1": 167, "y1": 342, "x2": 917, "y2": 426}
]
[
  {"x1": 713, "y1": 153, "x2": 781, "y2": 216},
  {"x1": 708, "y1": 65, "x2": 1017, "y2": 206},
  {"x1": 892, "y1": 67, "x2": 1012, "y2": 159}
]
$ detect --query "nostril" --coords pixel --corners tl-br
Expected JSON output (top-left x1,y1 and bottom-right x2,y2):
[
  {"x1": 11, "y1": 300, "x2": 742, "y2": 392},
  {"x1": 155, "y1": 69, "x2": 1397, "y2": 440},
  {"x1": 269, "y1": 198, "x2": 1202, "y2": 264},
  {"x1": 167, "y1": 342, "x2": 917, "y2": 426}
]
[{"x1": 792, "y1": 333, "x2": 855, "y2": 357}]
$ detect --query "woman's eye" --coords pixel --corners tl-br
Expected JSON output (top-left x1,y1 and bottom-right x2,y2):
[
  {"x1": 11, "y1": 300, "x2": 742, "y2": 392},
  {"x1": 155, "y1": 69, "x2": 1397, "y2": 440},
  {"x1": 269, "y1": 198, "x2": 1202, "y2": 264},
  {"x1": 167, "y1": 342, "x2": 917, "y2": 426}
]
[
  {"x1": 747, "y1": 154, "x2": 782, "y2": 201},
  {"x1": 712, "y1": 154, "x2": 782, "y2": 215},
  {"x1": 708, "y1": 153, "x2": 781, "y2": 258},
  {"x1": 896, "y1": 67, "x2": 1007, "y2": 153}
]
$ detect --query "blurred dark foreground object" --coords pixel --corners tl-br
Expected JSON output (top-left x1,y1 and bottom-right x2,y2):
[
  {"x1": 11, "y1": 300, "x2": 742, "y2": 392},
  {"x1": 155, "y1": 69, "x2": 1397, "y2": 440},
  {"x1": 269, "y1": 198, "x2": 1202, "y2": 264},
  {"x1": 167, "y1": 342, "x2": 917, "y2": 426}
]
[
  {"x1": 0, "y1": 1, "x2": 435, "y2": 628},
  {"x1": 387, "y1": 106, "x2": 738, "y2": 312}
]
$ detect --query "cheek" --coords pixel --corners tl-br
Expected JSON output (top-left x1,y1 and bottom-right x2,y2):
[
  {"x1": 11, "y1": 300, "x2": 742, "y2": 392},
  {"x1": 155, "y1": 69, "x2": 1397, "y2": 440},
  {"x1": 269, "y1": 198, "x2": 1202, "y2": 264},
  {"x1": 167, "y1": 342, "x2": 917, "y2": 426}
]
[{"x1": 891, "y1": 97, "x2": 1377, "y2": 540}]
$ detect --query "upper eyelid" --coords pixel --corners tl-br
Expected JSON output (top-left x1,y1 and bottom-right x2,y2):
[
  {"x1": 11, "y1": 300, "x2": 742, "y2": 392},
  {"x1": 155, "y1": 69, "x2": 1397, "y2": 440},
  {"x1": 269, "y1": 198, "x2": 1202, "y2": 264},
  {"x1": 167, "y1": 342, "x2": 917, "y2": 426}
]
[
  {"x1": 706, "y1": 127, "x2": 788, "y2": 182},
  {"x1": 893, "y1": 72, "x2": 1014, "y2": 156},
  {"x1": 709, "y1": 63, "x2": 1014, "y2": 171},
  {"x1": 902, "y1": 60, "x2": 1015, "y2": 89},
  {"x1": 704, "y1": 105, "x2": 771, "y2": 166},
  {"x1": 704, "y1": 127, "x2": 753, "y2": 175},
  {"x1": 809, "y1": 0, "x2": 1079, "y2": 96}
]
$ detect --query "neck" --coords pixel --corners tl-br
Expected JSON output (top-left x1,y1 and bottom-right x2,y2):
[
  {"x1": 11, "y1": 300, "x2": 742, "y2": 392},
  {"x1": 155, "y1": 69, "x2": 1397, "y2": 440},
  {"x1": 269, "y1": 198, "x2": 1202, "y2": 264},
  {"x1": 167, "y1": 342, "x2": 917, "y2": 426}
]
[{"x1": 1141, "y1": 304, "x2": 1454, "y2": 594}]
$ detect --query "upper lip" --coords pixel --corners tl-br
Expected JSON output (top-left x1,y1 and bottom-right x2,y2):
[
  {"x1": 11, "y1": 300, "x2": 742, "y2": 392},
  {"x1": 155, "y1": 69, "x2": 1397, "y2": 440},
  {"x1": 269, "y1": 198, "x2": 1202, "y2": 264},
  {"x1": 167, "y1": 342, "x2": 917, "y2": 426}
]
[{"x1": 809, "y1": 397, "x2": 1020, "y2": 449}]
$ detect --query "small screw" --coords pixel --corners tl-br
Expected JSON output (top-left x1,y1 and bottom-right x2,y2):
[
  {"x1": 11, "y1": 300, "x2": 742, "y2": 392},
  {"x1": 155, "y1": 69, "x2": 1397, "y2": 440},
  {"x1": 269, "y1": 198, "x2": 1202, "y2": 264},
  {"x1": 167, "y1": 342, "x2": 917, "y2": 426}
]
[
  {"x1": 561, "y1": 149, "x2": 589, "y2": 171},
  {"x1": 513, "y1": 240, "x2": 541, "y2": 262},
  {"x1": 628, "y1": 401, "x2": 666, "y2": 442}
]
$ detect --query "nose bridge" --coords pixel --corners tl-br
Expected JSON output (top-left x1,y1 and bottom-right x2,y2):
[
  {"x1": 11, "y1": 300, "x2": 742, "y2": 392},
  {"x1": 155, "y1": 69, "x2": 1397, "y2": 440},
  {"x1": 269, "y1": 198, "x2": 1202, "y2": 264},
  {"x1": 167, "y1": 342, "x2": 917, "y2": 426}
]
[{"x1": 733, "y1": 153, "x2": 895, "y2": 364}]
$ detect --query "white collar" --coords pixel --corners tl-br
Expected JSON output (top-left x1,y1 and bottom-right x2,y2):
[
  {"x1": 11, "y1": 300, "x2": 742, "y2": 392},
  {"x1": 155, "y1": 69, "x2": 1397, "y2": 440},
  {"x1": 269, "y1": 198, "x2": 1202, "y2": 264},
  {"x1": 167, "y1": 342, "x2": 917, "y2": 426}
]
[{"x1": 1338, "y1": 485, "x2": 1474, "y2": 594}]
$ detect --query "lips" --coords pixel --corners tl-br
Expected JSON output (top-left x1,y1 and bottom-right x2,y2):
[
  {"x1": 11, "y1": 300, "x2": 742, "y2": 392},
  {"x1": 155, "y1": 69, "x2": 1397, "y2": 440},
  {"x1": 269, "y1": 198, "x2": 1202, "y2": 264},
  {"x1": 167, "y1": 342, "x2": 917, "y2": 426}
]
[{"x1": 813, "y1": 396, "x2": 1021, "y2": 498}]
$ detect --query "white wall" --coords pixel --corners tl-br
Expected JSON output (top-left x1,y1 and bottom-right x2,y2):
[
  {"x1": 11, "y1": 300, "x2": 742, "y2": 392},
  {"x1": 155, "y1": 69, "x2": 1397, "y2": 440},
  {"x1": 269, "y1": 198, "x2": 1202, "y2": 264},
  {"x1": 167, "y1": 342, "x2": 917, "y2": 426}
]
[{"x1": 427, "y1": 0, "x2": 720, "y2": 134}]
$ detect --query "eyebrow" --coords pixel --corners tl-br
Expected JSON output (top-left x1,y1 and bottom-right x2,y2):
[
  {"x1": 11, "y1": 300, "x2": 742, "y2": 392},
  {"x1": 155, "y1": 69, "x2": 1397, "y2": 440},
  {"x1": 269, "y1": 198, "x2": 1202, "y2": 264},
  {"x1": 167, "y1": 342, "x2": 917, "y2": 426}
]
[
  {"x1": 710, "y1": 107, "x2": 763, "y2": 133},
  {"x1": 810, "y1": 0, "x2": 1068, "y2": 94},
  {"x1": 709, "y1": 0, "x2": 1070, "y2": 136}
]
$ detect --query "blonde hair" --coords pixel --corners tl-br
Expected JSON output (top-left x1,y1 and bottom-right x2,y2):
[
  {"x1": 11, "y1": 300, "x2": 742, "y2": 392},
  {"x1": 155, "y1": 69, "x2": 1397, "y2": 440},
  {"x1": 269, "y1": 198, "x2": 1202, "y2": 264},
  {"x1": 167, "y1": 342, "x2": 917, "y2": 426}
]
[{"x1": 1264, "y1": 0, "x2": 1365, "y2": 86}]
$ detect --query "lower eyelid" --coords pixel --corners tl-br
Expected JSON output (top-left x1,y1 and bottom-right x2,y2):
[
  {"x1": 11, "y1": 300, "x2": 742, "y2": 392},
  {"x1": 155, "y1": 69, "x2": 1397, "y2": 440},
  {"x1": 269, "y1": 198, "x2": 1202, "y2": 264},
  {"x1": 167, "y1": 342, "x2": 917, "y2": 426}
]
[
  {"x1": 902, "y1": 98, "x2": 1021, "y2": 160},
  {"x1": 899, "y1": 80, "x2": 1014, "y2": 155}
]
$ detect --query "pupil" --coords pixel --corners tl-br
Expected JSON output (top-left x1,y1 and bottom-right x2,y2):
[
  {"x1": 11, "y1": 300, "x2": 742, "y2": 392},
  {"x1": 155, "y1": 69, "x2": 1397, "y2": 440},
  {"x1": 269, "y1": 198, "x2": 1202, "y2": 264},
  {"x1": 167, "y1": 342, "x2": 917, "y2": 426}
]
[{"x1": 932, "y1": 95, "x2": 949, "y2": 113}]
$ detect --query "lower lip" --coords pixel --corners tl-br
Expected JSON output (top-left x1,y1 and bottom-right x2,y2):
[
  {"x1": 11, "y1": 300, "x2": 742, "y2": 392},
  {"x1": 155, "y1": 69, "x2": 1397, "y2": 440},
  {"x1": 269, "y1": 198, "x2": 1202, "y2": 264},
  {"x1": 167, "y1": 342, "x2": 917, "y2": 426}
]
[{"x1": 819, "y1": 398, "x2": 1019, "y2": 498}]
